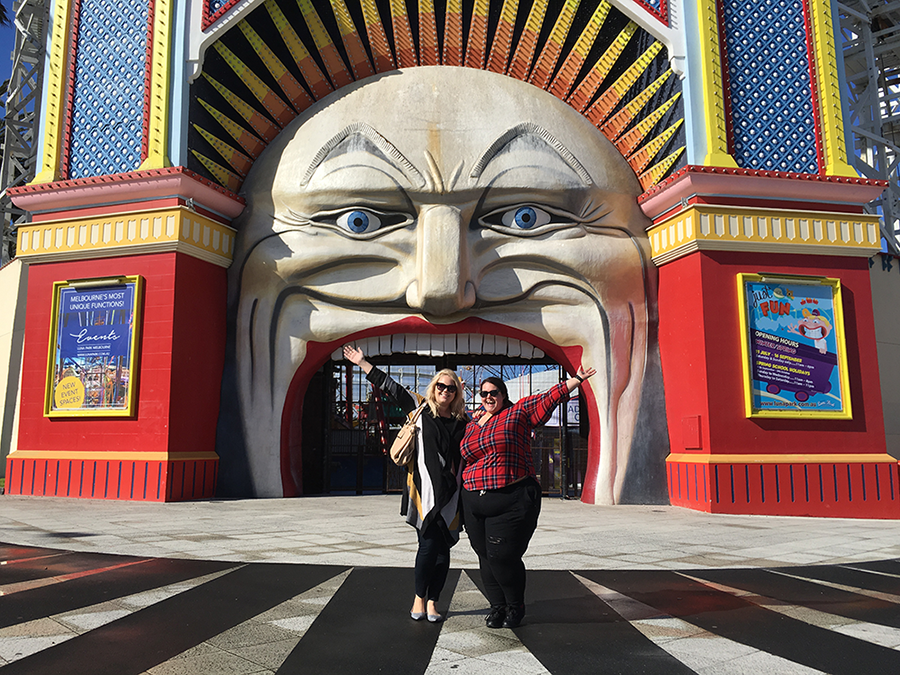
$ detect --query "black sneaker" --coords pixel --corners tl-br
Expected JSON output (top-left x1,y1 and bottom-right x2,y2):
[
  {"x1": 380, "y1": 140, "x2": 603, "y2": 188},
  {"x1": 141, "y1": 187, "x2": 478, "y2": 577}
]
[
  {"x1": 485, "y1": 605, "x2": 506, "y2": 628},
  {"x1": 502, "y1": 603, "x2": 525, "y2": 628}
]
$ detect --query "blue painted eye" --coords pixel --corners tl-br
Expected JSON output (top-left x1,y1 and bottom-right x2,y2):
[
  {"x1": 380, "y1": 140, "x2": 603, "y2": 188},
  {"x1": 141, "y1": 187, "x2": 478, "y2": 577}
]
[
  {"x1": 337, "y1": 210, "x2": 382, "y2": 234},
  {"x1": 501, "y1": 206, "x2": 552, "y2": 229}
]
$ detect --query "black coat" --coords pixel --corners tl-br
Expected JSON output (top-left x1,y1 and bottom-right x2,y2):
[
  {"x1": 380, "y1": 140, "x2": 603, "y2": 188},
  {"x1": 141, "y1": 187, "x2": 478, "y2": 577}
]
[{"x1": 367, "y1": 367, "x2": 465, "y2": 533}]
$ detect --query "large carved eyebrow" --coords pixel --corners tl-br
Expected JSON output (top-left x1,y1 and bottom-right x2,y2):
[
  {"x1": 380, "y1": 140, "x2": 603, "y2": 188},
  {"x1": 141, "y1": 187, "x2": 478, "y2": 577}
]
[
  {"x1": 470, "y1": 122, "x2": 593, "y2": 186},
  {"x1": 300, "y1": 122, "x2": 425, "y2": 188}
]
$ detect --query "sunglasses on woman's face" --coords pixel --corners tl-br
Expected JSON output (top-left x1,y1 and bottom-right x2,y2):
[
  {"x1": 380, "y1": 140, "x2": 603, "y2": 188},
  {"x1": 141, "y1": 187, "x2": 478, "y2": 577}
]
[
  {"x1": 435, "y1": 382, "x2": 457, "y2": 394},
  {"x1": 479, "y1": 389, "x2": 500, "y2": 398}
]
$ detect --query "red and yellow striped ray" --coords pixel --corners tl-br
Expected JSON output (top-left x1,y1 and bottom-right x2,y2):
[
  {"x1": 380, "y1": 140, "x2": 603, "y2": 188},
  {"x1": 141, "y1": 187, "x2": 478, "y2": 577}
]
[
  {"x1": 584, "y1": 41, "x2": 662, "y2": 126},
  {"x1": 507, "y1": 0, "x2": 549, "y2": 79},
  {"x1": 548, "y1": 0, "x2": 610, "y2": 100},
  {"x1": 297, "y1": 0, "x2": 354, "y2": 88},
  {"x1": 627, "y1": 119, "x2": 683, "y2": 173},
  {"x1": 465, "y1": 0, "x2": 490, "y2": 69},
  {"x1": 202, "y1": 73, "x2": 281, "y2": 143},
  {"x1": 193, "y1": 125, "x2": 253, "y2": 177},
  {"x1": 388, "y1": 0, "x2": 418, "y2": 68},
  {"x1": 528, "y1": 0, "x2": 580, "y2": 89},
  {"x1": 442, "y1": 0, "x2": 463, "y2": 66},
  {"x1": 639, "y1": 147, "x2": 685, "y2": 190},
  {"x1": 330, "y1": 0, "x2": 375, "y2": 79},
  {"x1": 418, "y1": 0, "x2": 439, "y2": 66},
  {"x1": 614, "y1": 93, "x2": 681, "y2": 156},
  {"x1": 212, "y1": 42, "x2": 295, "y2": 128},
  {"x1": 191, "y1": 150, "x2": 243, "y2": 192},
  {"x1": 198, "y1": 98, "x2": 266, "y2": 159},
  {"x1": 359, "y1": 0, "x2": 395, "y2": 72},
  {"x1": 567, "y1": 22, "x2": 636, "y2": 112},
  {"x1": 265, "y1": 0, "x2": 333, "y2": 100},
  {"x1": 486, "y1": 0, "x2": 519, "y2": 73},
  {"x1": 601, "y1": 70, "x2": 673, "y2": 140},
  {"x1": 238, "y1": 20, "x2": 313, "y2": 114}
]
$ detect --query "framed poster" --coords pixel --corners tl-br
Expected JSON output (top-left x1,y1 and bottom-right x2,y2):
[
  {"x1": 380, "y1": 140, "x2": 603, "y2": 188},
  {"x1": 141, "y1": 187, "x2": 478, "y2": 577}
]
[
  {"x1": 44, "y1": 276, "x2": 144, "y2": 417},
  {"x1": 736, "y1": 273, "x2": 851, "y2": 419}
]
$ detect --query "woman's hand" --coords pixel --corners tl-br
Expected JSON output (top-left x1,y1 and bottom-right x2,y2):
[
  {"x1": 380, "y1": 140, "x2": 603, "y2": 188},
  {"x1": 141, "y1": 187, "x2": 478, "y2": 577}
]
[
  {"x1": 343, "y1": 344, "x2": 364, "y2": 365},
  {"x1": 565, "y1": 365, "x2": 596, "y2": 393},
  {"x1": 342, "y1": 344, "x2": 374, "y2": 373}
]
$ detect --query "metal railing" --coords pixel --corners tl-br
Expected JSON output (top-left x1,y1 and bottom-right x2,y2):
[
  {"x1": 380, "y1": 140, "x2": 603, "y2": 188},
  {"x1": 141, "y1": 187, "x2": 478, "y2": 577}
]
[
  {"x1": 0, "y1": 0, "x2": 45, "y2": 266},
  {"x1": 839, "y1": 0, "x2": 900, "y2": 254}
]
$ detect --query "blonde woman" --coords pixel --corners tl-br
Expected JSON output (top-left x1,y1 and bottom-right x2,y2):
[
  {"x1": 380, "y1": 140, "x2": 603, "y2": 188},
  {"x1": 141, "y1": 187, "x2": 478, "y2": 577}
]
[{"x1": 343, "y1": 345, "x2": 468, "y2": 623}]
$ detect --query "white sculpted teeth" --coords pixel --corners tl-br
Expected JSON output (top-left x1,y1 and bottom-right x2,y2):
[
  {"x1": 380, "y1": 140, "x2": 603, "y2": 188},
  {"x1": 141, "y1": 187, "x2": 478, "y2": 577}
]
[{"x1": 330, "y1": 334, "x2": 545, "y2": 361}]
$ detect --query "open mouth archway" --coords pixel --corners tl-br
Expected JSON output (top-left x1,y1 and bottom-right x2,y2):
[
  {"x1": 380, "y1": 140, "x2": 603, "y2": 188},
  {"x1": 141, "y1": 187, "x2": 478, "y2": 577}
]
[
  {"x1": 301, "y1": 337, "x2": 584, "y2": 496},
  {"x1": 288, "y1": 328, "x2": 588, "y2": 497}
]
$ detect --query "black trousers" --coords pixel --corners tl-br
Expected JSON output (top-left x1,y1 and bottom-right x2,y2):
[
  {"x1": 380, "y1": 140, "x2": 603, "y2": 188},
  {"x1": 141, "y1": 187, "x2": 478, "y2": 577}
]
[
  {"x1": 415, "y1": 520, "x2": 451, "y2": 602},
  {"x1": 461, "y1": 478, "x2": 541, "y2": 607}
]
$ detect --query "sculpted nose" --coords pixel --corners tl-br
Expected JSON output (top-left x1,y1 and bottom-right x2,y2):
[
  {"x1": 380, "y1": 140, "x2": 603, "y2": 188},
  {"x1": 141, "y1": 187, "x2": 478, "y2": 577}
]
[{"x1": 406, "y1": 205, "x2": 476, "y2": 316}]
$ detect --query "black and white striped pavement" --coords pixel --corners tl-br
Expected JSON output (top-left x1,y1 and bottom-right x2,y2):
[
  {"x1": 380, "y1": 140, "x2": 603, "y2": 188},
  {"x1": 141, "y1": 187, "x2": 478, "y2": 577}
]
[{"x1": 3, "y1": 543, "x2": 900, "y2": 674}]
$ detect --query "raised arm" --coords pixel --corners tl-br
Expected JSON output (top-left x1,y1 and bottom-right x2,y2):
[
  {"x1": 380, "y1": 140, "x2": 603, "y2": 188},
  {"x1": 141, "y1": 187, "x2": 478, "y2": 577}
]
[
  {"x1": 343, "y1": 344, "x2": 417, "y2": 412},
  {"x1": 343, "y1": 344, "x2": 374, "y2": 374},
  {"x1": 522, "y1": 365, "x2": 596, "y2": 427}
]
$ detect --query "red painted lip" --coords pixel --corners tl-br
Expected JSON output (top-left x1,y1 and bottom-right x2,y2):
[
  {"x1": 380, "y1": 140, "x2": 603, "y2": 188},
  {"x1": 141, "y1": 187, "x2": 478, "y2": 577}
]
[{"x1": 279, "y1": 316, "x2": 599, "y2": 498}]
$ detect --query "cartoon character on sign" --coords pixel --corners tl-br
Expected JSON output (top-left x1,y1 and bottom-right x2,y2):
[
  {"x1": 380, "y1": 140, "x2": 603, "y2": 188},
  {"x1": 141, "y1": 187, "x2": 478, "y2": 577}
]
[{"x1": 788, "y1": 308, "x2": 832, "y2": 354}]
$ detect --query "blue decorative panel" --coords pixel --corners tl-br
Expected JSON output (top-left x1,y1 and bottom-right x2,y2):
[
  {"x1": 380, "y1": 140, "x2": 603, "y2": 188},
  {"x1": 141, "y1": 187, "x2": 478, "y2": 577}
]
[
  {"x1": 721, "y1": 0, "x2": 819, "y2": 174},
  {"x1": 67, "y1": 0, "x2": 150, "y2": 179}
]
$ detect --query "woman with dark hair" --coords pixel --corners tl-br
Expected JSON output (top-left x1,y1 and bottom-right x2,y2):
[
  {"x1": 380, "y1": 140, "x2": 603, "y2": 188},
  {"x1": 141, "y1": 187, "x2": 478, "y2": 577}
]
[
  {"x1": 461, "y1": 365, "x2": 596, "y2": 629},
  {"x1": 343, "y1": 344, "x2": 467, "y2": 623}
]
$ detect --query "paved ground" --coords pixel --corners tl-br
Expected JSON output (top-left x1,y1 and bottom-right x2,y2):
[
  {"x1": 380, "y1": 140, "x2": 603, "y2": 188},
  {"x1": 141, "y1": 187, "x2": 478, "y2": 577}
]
[{"x1": 2, "y1": 495, "x2": 900, "y2": 673}]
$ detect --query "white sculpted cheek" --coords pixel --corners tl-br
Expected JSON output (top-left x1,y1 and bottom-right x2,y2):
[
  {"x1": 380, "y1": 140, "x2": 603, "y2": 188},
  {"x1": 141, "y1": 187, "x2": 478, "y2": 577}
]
[
  {"x1": 246, "y1": 228, "x2": 415, "y2": 301},
  {"x1": 473, "y1": 231, "x2": 644, "y2": 304}
]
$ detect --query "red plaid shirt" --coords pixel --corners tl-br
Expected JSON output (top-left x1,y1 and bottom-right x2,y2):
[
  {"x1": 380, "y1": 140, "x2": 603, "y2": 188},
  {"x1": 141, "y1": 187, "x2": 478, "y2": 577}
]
[{"x1": 461, "y1": 382, "x2": 569, "y2": 491}]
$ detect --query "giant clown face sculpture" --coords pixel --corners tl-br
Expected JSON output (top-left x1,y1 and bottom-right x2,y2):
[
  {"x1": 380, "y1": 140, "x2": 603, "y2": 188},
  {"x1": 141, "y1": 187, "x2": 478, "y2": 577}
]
[{"x1": 218, "y1": 66, "x2": 667, "y2": 504}]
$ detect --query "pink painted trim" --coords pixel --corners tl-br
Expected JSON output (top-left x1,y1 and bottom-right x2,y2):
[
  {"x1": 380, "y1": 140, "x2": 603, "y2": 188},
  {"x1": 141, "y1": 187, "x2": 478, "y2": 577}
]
[
  {"x1": 10, "y1": 167, "x2": 245, "y2": 218},
  {"x1": 141, "y1": 0, "x2": 156, "y2": 162},
  {"x1": 639, "y1": 165, "x2": 888, "y2": 221},
  {"x1": 61, "y1": 0, "x2": 83, "y2": 179}
]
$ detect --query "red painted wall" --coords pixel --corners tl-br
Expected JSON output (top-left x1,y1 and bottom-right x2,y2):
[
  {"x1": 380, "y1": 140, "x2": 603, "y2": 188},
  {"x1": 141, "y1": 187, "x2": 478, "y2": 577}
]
[
  {"x1": 168, "y1": 254, "x2": 227, "y2": 454},
  {"x1": 17, "y1": 253, "x2": 226, "y2": 458},
  {"x1": 658, "y1": 251, "x2": 886, "y2": 457}
]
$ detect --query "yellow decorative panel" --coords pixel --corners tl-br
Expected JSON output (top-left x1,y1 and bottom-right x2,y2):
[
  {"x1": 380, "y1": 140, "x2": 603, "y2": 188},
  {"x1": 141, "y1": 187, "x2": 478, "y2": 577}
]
[
  {"x1": 139, "y1": 0, "x2": 174, "y2": 170},
  {"x1": 648, "y1": 205, "x2": 882, "y2": 265},
  {"x1": 807, "y1": 0, "x2": 857, "y2": 177},
  {"x1": 16, "y1": 207, "x2": 235, "y2": 267},
  {"x1": 31, "y1": 0, "x2": 73, "y2": 184},
  {"x1": 696, "y1": 0, "x2": 737, "y2": 168},
  {"x1": 667, "y1": 453, "x2": 897, "y2": 465}
]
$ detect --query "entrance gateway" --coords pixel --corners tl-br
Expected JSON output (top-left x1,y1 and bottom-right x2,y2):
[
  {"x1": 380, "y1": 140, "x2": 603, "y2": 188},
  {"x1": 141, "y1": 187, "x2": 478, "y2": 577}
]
[
  {"x1": 3, "y1": 0, "x2": 895, "y2": 518},
  {"x1": 313, "y1": 352, "x2": 583, "y2": 497}
]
